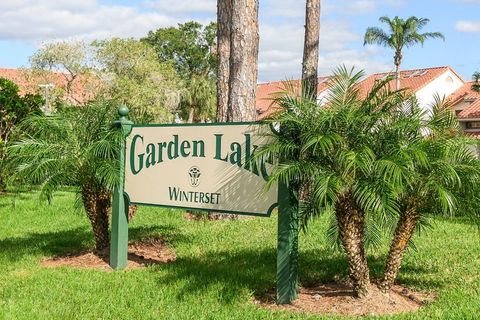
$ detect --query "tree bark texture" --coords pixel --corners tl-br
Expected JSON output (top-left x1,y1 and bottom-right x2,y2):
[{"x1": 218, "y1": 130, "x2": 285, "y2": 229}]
[
  {"x1": 379, "y1": 200, "x2": 420, "y2": 292},
  {"x1": 227, "y1": 0, "x2": 259, "y2": 122},
  {"x1": 128, "y1": 205, "x2": 138, "y2": 222},
  {"x1": 302, "y1": 0, "x2": 321, "y2": 98},
  {"x1": 335, "y1": 192, "x2": 370, "y2": 298},
  {"x1": 216, "y1": 0, "x2": 232, "y2": 122},
  {"x1": 81, "y1": 184, "x2": 111, "y2": 251},
  {"x1": 394, "y1": 51, "x2": 402, "y2": 90}
]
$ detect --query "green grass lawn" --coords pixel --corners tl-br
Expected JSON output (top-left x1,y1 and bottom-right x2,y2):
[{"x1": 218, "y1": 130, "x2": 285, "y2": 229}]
[{"x1": 0, "y1": 190, "x2": 479, "y2": 319}]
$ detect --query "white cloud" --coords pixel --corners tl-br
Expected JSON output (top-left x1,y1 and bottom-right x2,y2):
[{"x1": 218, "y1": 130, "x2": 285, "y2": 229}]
[
  {"x1": 345, "y1": 1, "x2": 377, "y2": 14},
  {"x1": 455, "y1": 21, "x2": 480, "y2": 33},
  {"x1": 258, "y1": 21, "x2": 388, "y2": 81},
  {"x1": 262, "y1": 0, "x2": 306, "y2": 18},
  {"x1": 0, "y1": 0, "x2": 393, "y2": 82},
  {"x1": 0, "y1": 1, "x2": 177, "y2": 41},
  {"x1": 144, "y1": 0, "x2": 216, "y2": 13}
]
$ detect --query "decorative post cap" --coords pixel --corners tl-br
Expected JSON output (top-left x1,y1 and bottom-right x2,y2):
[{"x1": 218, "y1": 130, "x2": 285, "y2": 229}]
[
  {"x1": 118, "y1": 105, "x2": 129, "y2": 117},
  {"x1": 115, "y1": 105, "x2": 133, "y2": 127}
]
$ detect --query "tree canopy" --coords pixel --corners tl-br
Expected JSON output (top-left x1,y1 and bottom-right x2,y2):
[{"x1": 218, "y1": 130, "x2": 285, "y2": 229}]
[
  {"x1": 142, "y1": 21, "x2": 217, "y2": 79},
  {"x1": 93, "y1": 38, "x2": 182, "y2": 123},
  {"x1": 0, "y1": 78, "x2": 43, "y2": 190}
]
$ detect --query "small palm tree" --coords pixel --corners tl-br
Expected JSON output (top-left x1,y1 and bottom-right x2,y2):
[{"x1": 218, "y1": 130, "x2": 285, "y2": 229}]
[
  {"x1": 181, "y1": 75, "x2": 216, "y2": 123},
  {"x1": 8, "y1": 101, "x2": 122, "y2": 251},
  {"x1": 260, "y1": 66, "x2": 406, "y2": 297},
  {"x1": 378, "y1": 96, "x2": 480, "y2": 291},
  {"x1": 364, "y1": 16, "x2": 445, "y2": 90},
  {"x1": 472, "y1": 71, "x2": 480, "y2": 92}
]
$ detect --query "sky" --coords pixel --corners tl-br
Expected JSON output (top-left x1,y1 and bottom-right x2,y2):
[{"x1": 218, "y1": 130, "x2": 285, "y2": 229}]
[{"x1": 0, "y1": 0, "x2": 479, "y2": 83}]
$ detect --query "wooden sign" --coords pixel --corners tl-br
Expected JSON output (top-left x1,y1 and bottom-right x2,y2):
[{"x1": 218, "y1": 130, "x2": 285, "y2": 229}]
[{"x1": 124, "y1": 123, "x2": 278, "y2": 216}]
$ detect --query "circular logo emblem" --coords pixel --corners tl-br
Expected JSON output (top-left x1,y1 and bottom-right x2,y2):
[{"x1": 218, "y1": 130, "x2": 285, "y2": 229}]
[{"x1": 188, "y1": 166, "x2": 201, "y2": 187}]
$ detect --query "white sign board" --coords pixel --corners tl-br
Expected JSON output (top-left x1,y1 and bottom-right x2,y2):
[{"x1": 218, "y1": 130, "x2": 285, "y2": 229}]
[{"x1": 124, "y1": 123, "x2": 278, "y2": 216}]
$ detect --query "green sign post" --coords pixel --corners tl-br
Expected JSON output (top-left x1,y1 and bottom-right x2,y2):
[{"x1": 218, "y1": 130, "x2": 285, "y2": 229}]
[
  {"x1": 110, "y1": 106, "x2": 133, "y2": 270},
  {"x1": 110, "y1": 106, "x2": 299, "y2": 304}
]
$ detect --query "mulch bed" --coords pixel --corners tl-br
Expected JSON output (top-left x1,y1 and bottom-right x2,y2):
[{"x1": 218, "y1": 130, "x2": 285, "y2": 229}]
[
  {"x1": 41, "y1": 237, "x2": 176, "y2": 271},
  {"x1": 256, "y1": 282, "x2": 435, "y2": 317}
]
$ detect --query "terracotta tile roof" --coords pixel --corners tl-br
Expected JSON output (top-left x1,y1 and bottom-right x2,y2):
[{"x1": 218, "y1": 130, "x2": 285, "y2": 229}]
[
  {"x1": 256, "y1": 67, "x2": 458, "y2": 120},
  {"x1": 458, "y1": 99, "x2": 480, "y2": 119},
  {"x1": 448, "y1": 81, "x2": 480, "y2": 119},
  {"x1": 465, "y1": 131, "x2": 480, "y2": 137},
  {"x1": 356, "y1": 66, "x2": 455, "y2": 97},
  {"x1": 0, "y1": 68, "x2": 98, "y2": 105},
  {"x1": 256, "y1": 77, "x2": 330, "y2": 119}
]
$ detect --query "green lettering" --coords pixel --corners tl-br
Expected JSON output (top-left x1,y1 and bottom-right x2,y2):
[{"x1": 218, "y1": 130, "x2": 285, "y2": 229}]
[
  {"x1": 244, "y1": 134, "x2": 252, "y2": 171},
  {"x1": 192, "y1": 140, "x2": 205, "y2": 157},
  {"x1": 214, "y1": 134, "x2": 228, "y2": 161},
  {"x1": 146, "y1": 143, "x2": 156, "y2": 168},
  {"x1": 229, "y1": 142, "x2": 242, "y2": 167},
  {"x1": 251, "y1": 144, "x2": 260, "y2": 176},
  {"x1": 157, "y1": 142, "x2": 166, "y2": 163},
  {"x1": 180, "y1": 140, "x2": 190, "y2": 157},
  {"x1": 169, "y1": 187, "x2": 180, "y2": 200},
  {"x1": 168, "y1": 135, "x2": 179, "y2": 160},
  {"x1": 130, "y1": 134, "x2": 144, "y2": 175}
]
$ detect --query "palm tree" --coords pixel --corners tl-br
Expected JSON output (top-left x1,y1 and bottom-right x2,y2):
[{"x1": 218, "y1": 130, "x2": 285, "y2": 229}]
[
  {"x1": 182, "y1": 75, "x2": 216, "y2": 123},
  {"x1": 260, "y1": 66, "x2": 406, "y2": 297},
  {"x1": 472, "y1": 71, "x2": 480, "y2": 92},
  {"x1": 8, "y1": 101, "x2": 122, "y2": 251},
  {"x1": 364, "y1": 16, "x2": 445, "y2": 90},
  {"x1": 378, "y1": 96, "x2": 480, "y2": 291}
]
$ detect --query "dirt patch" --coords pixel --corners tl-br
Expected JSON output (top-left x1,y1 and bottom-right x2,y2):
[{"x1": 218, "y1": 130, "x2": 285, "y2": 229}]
[
  {"x1": 256, "y1": 282, "x2": 435, "y2": 317},
  {"x1": 41, "y1": 237, "x2": 176, "y2": 271}
]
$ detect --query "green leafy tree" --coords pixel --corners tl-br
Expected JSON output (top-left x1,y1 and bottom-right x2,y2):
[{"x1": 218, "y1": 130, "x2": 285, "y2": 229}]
[
  {"x1": 29, "y1": 41, "x2": 101, "y2": 107},
  {"x1": 143, "y1": 22, "x2": 217, "y2": 122},
  {"x1": 8, "y1": 101, "x2": 121, "y2": 250},
  {"x1": 0, "y1": 78, "x2": 43, "y2": 190},
  {"x1": 143, "y1": 21, "x2": 217, "y2": 78},
  {"x1": 93, "y1": 38, "x2": 182, "y2": 123},
  {"x1": 472, "y1": 71, "x2": 480, "y2": 92},
  {"x1": 30, "y1": 39, "x2": 182, "y2": 123},
  {"x1": 364, "y1": 16, "x2": 444, "y2": 90}
]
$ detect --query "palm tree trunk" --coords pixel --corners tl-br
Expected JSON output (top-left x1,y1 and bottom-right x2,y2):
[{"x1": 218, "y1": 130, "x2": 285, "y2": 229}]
[
  {"x1": 81, "y1": 184, "x2": 110, "y2": 251},
  {"x1": 216, "y1": 0, "x2": 232, "y2": 122},
  {"x1": 335, "y1": 192, "x2": 370, "y2": 298},
  {"x1": 379, "y1": 201, "x2": 420, "y2": 292},
  {"x1": 302, "y1": 0, "x2": 321, "y2": 98},
  {"x1": 128, "y1": 205, "x2": 138, "y2": 222},
  {"x1": 394, "y1": 51, "x2": 402, "y2": 90}
]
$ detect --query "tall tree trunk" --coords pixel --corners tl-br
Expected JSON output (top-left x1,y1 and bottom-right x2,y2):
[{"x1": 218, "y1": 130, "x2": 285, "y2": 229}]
[
  {"x1": 379, "y1": 199, "x2": 420, "y2": 292},
  {"x1": 188, "y1": 106, "x2": 195, "y2": 123},
  {"x1": 302, "y1": 0, "x2": 321, "y2": 99},
  {"x1": 216, "y1": 0, "x2": 232, "y2": 122},
  {"x1": 128, "y1": 205, "x2": 138, "y2": 222},
  {"x1": 335, "y1": 192, "x2": 370, "y2": 298},
  {"x1": 394, "y1": 51, "x2": 402, "y2": 90},
  {"x1": 227, "y1": 0, "x2": 259, "y2": 122},
  {"x1": 81, "y1": 184, "x2": 110, "y2": 251}
]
